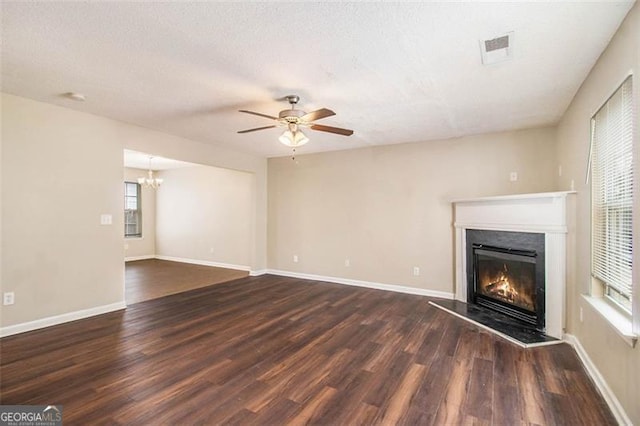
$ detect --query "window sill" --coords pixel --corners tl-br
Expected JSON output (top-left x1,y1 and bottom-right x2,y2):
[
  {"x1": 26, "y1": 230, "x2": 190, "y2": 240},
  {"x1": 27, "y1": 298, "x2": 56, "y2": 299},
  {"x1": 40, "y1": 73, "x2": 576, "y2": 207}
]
[
  {"x1": 581, "y1": 294, "x2": 637, "y2": 348},
  {"x1": 125, "y1": 236, "x2": 143, "y2": 240}
]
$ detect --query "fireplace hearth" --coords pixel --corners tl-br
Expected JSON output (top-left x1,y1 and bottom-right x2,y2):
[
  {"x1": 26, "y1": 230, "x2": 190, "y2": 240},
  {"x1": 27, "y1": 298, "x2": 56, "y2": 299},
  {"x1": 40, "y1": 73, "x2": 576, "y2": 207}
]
[{"x1": 467, "y1": 230, "x2": 545, "y2": 331}]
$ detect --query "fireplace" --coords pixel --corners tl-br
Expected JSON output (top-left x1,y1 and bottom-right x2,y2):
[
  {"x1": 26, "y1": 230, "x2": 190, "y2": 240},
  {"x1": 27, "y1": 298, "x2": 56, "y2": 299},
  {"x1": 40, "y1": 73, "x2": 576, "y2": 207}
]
[
  {"x1": 466, "y1": 229, "x2": 545, "y2": 331},
  {"x1": 453, "y1": 191, "x2": 573, "y2": 339}
]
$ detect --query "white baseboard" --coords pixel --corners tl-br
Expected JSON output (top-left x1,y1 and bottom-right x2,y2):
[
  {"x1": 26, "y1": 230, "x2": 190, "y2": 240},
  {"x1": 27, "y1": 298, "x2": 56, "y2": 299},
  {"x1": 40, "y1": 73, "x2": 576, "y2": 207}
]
[
  {"x1": 563, "y1": 333, "x2": 632, "y2": 425},
  {"x1": 250, "y1": 269, "x2": 268, "y2": 277},
  {"x1": 267, "y1": 269, "x2": 454, "y2": 300},
  {"x1": 154, "y1": 255, "x2": 250, "y2": 272},
  {"x1": 125, "y1": 255, "x2": 155, "y2": 262},
  {"x1": 0, "y1": 301, "x2": 126, "y2": 338}
]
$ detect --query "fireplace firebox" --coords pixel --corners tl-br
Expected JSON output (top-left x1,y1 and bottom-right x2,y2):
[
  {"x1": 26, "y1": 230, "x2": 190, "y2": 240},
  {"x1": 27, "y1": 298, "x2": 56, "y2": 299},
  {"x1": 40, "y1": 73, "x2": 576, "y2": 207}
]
[{"x1": 466, "y1": 230, "x2": 545, "y2": 331}]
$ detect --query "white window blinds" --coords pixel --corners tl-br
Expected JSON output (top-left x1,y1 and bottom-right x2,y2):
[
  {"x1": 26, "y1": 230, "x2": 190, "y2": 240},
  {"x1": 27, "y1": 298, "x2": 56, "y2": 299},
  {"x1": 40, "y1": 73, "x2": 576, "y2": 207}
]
[{"x1": 591, "y1": 76, "x2": 633, "y2": 312}]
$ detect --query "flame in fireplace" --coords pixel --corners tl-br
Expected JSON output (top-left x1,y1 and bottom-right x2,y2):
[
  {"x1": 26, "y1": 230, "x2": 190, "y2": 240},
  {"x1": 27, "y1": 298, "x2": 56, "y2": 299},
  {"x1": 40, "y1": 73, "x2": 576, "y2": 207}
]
[
  {"x1": 476, "y1": 249, "x2": 537, "y2": 313},
  {"x1": 479, "y1": 262, "x2": 536, "y2": 312},
  {"x1": 485, "y1": 264, "x2": 521, "y2": 303}
]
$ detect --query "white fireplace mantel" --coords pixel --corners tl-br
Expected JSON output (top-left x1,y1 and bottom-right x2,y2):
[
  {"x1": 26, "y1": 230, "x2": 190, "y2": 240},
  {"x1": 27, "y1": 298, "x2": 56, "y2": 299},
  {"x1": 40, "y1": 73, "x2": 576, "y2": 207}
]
[{"x1": 453, "y1": 191, "x2": 575, "y2": 339}]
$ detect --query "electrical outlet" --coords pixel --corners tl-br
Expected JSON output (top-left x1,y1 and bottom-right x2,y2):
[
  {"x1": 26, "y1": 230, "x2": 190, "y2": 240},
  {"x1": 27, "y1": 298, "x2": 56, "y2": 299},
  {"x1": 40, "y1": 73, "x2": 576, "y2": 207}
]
[
  {"x1": 413, "y1": 267, "x2": 420, "y2": 276},
  {"x1": 210, "y1": 247, "x2": 215, "y2": 254},
  {"x1": 345, "y1": 259, "x2": 350, "y2": 267},
  {"x1": 3, "y1": 292, "x2": 15, "y2": 306},
  {"x1": 509, "y1": 172, "x2": 518, "y2": 182},
  {"x1": 558, "y1": 165, "x2": 563, "y2": 177},
  {"x1": 579, "y1": 307, "x2": 583, "y2": 323},
  {"x1": 293, "y1": 255, "x2": 299, "y2": 263}
]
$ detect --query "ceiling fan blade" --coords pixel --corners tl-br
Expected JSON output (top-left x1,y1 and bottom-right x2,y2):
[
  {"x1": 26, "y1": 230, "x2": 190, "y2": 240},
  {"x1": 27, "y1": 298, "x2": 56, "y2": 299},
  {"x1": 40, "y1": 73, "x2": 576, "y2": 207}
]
[
  {"x1": 301, "y1": 108, "x2": 335, "y2": 122},
  {"x1": 238, "y1": 110, "x2": 278, "y2": 120},
  {"x1": 237, "y1": 125, "x2": 277, "y2": 134},
  {"x1": 310, "y1": 124, "x2": 354, "y2": 136}
]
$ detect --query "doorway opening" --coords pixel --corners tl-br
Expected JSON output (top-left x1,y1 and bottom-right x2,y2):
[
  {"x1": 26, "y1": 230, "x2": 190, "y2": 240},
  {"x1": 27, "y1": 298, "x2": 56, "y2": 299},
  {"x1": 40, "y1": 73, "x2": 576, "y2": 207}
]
[{"x1": 123, "y1": 149, "x2": 252, "y2": 304}]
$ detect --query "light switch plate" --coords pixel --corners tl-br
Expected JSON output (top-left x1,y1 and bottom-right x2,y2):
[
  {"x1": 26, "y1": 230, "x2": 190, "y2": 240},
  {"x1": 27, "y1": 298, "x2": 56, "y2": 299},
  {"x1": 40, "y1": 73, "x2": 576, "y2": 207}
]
[{"x1": 100, "y1": 214, "x2": 112, "y2": 225}]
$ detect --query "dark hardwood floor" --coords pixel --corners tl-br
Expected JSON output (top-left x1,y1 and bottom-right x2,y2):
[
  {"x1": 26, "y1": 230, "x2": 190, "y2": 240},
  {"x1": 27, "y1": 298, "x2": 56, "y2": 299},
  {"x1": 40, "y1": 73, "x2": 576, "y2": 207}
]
[
  {"x1": 1, "y1": 275, "x2": 615, "y2": 425},
  {"x1": 125, "y1": 258, "x2": 248, "y2": 304}
]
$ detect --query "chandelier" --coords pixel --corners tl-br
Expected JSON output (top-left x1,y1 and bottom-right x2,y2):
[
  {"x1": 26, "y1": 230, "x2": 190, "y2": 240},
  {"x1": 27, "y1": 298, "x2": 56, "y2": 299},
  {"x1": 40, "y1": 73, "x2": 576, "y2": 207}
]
[{"x1": 138, "y1": 157, "x2": 163, "y2": 189}]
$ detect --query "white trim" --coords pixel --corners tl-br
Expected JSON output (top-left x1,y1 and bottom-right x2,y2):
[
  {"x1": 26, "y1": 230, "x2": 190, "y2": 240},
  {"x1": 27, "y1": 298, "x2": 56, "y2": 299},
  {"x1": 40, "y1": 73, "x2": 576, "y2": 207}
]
[
  {"x1": 125, "y1": 255, "x2": 155, "y2": 262},
  {"x1": 453, "y1": 222, "x2": 568, "y2": 234},
  {"x1": 267, "y1": 269, "x2": 454, "y2": 299},
  {"x1": 454, "y1": 227, "x2": 467, "y2": 302},
  {"x1": 581, "y1": 295, "x2": 637, "y2": 348},
  {"x1": 0, "y1": 301, "x2": 126, "y2": 338},
  {"x1": 546, "y1": 233, "x2": 567, "y2": 339},
  {"x1": 154, "y1": 255, "x2": 250, "y2": 272},
  {"x1": 250, "y1": 269, "x2": 268, "y2": 277},
  {"x1": 429, "y1": 301, "x2": 562, "y2": 349},
  {"x1": 451, "y1": 191, "x2": 576, "y2": 203},
  {"x1": 563, "y1": 333, "x2": 633, "y2": 426}
]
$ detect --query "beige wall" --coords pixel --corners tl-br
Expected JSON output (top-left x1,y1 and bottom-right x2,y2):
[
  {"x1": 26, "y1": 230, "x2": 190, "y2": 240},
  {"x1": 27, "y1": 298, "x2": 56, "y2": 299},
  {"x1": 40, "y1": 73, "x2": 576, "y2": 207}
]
[
  {"x1": 557, "y1": 3, "x2": 639, "y2": 424},
  {"x1": 1, "y1": 93, "x2": 267, "y2": 329},
  {"x1": 268, "y1": 127, "x2": 558, "y2": 292},
  {"x1": 123, "y1": 167, "x2": 157, "y2": 259},
  {"x1": 2, "y1": 94, "x2": 125, "y2": 326},
  {"x1": 155, "y1": 165, "x2": 253, "y2": 268}
]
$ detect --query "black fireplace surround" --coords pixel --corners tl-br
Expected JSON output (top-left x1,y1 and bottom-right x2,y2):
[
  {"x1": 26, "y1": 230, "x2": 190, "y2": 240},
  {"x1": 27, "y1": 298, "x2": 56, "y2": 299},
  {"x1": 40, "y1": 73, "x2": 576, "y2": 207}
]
[{"x1": 466, "y1": 229, "x2": 546, "y2": 331}]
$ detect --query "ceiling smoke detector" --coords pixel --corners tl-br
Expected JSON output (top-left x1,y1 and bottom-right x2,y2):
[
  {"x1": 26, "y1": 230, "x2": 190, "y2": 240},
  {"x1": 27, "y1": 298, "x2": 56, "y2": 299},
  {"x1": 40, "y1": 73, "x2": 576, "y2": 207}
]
[
  {"x1": 480, "y1": 32, "x2": 514, "y2": 65},
  {"x1": 64, "y1": 92, "x2": 86, "y2": 102}
]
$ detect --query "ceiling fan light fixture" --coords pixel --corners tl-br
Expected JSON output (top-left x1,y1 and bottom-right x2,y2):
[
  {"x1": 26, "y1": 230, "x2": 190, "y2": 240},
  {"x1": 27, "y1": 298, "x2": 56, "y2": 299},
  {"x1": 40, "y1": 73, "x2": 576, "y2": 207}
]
[{"x1": 279, "y1": 129, "x2": 309, "y2": 147}]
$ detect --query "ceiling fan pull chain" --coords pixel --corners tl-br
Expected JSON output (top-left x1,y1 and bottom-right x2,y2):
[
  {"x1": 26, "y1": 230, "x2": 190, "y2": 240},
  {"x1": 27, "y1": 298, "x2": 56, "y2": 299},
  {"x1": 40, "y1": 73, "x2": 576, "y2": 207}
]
[{"x1": 291, "y1": 148, "x2": 296, "y2": 161}]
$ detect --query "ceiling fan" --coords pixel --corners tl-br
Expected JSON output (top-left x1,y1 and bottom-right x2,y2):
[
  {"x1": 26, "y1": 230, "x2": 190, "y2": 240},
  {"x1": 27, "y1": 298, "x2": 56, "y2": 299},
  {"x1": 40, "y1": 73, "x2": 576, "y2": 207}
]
[{"x1": 237, "y1": 95, "x2": 354, "y2": 152}]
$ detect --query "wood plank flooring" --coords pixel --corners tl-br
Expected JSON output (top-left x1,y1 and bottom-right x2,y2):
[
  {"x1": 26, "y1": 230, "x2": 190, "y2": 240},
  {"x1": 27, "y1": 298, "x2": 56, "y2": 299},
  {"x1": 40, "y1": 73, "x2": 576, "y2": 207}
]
[
  {"x1": 1, "y1": 275, "x2": 615, "y2": 425},
  {"x1": 125, "y1": 259, "x2": 248, "y2": 304}
]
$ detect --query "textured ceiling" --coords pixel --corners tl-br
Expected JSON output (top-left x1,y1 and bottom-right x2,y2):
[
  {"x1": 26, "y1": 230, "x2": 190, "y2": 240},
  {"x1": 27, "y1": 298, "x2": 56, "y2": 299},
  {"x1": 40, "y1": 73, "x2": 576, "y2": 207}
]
[{"x1": 1, "y1": 2, "x2": 634, "y2": 158}]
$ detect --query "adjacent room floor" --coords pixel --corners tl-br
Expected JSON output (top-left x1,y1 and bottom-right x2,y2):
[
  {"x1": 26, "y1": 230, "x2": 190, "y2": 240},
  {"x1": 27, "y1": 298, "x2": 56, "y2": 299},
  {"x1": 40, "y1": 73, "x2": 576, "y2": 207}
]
[
  {"x1": 125, "y1": 258, "x2": 248, "y2": 304},
  {"x1": 0, "y1": 275, "x2": 615, "y2": 424}
]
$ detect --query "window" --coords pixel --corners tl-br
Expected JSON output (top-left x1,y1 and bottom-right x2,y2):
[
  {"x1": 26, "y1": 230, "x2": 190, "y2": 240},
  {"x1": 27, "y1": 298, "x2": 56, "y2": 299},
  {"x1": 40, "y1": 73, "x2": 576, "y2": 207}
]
[
  {"x1": 590, "y1": 76, "x2": 633, "y2": 313},
  {"x1": 124, "y1": 182, "x2": 142, "y2": 238}
]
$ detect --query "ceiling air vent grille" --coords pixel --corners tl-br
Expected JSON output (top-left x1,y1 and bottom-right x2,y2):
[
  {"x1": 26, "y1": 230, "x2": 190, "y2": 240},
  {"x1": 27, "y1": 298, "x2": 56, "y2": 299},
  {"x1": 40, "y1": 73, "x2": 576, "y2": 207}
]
[{"x1": 480, "y1": 32, "x2": 514, "y2": 65}]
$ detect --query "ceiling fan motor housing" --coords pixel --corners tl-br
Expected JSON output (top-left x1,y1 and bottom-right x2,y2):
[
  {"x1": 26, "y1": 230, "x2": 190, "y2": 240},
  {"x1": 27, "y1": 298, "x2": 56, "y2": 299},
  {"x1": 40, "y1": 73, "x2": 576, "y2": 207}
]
[{"x1": 279, "y1": 109, "x2": 305, "y2": 122}]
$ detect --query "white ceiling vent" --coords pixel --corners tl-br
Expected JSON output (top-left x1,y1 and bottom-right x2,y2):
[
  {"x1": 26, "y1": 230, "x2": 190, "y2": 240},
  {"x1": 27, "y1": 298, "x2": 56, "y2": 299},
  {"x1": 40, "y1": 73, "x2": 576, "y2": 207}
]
[{"x1": 480, "y1": 32, "x2": 514, "y2": 65}]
